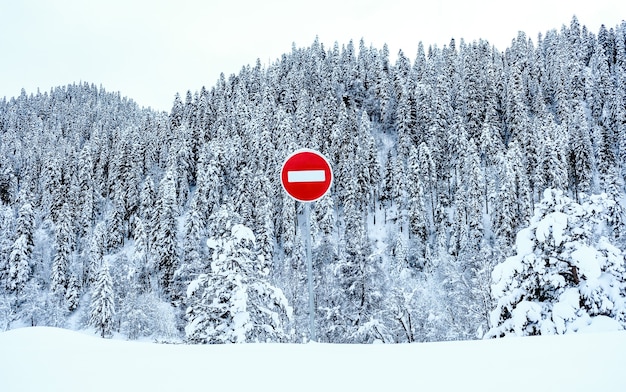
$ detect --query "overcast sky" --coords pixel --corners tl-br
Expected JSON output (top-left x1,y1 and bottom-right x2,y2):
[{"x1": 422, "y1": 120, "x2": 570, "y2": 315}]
[{"x1": 1, "y1": 0, "x2": 625, "y2": 112}]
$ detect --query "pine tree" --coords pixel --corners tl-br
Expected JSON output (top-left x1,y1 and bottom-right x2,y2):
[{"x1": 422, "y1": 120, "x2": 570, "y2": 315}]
[
  {"x1": 407, "y1": 147, "x2": 428, "y2": 257},
  {"x1": 315, "y1": 193, "x2": 336, "y2": 238},
  {"x1": 417, "y1": 142, "x2": 438, "y2": 220},
  {"x1": 493, "y1": 155, "x2": 518, "y2": 250},
  {"x1": 77, "y1": 144, "x2": 96, "y2": 239},
  {"x1": 15, "y1": 201, "x2": 35, "y2": 255},
  {"x1": 251, "y1": 173, "x2": 274, "y2": 271},
  {"x1": 381, "y1": 150, "x2": 394, "y2": 205},
  {"x1": 140, "y1": 175, "x2": 157, "y2": 253},
  {"x1": 65, "y1": 273, "x2": 80, "y2": 312},
  {"x1": 568, "y1": 103, "x2": 594, "y2": 200},
  {"x1": 85, "y1": 222, "x2": 106, "y2": 287},
  {"x1": 181, "y1": 195, "x2": 204, "y2": 268},
  {"x1": 279, "y1": 195, "x2": 297, "y2": 255},
  {"x1": 51, "y1": 203, "x2": 73, "y2": 297},
  {"x1": 185, "y1": 207, "x2": 292, "y2": 343},
  {"x1": 155, "y1": 168, "x2": 179, "y2": 298},
  {"x1": 462, "y1": 140, "x2": 485, "y2": 254},
  {"x1": 7, "y1": 235, "x2": 30, "y2": 294},
  {"x1": 106, "y1": 194, "x2": 125, "y2": 251},
  {"x1": 174, "y1": 194, "x2": 205, "y2": 303},
  {"x1": 89, "y1": 262, "x2": 115, "y2": 338},
  {"x1": 395, "y1": 87, "x2": 414, "y2": 160},
  {"x1": 488, "y1": 189, "x2": 626, "y2": 337}
]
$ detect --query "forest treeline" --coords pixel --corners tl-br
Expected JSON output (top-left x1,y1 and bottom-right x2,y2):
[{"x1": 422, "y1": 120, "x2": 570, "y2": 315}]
[{"x1": 0, "y1": 16, "x2": 625, "y2": 342}]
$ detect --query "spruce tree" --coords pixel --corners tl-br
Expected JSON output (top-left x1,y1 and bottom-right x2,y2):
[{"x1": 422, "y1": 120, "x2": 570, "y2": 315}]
[
  {"x1": 186, "y1": 207, "x2": 292, "y2": 343},
  {"x1": 89, "y1": 262, "x2": 115, "y2": 338},
  {"x1": 488, "y1": 189, "x2": 626, "y2": 337},
  {"x1": 7, "y1": 235, "x2": 30, "y2": 294},
  {"x1": 51, "y1": 203, "x2": 73, "y2": 297},
  {"x1": 155, "y1": 168, "x2": 179, "y2": 298},
  {"x1": 568, "y1": 103, "x2": 594, "y2": 200}
]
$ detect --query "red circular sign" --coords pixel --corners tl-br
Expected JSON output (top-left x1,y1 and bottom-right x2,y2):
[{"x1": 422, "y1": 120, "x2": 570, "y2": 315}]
[{"x1": 281, "y1": 149, "x2": 333, "y2": 202}]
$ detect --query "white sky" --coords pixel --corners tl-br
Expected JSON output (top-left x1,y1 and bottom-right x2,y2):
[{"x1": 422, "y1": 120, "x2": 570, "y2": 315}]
[{"x1": 1, "y1": 0, "x2": 625, "y2": 111}]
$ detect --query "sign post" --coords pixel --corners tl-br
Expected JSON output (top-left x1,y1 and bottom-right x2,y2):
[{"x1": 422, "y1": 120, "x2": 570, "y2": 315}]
[{"x1": 280, "y1": 149, "x2": 333, "y2": 342}]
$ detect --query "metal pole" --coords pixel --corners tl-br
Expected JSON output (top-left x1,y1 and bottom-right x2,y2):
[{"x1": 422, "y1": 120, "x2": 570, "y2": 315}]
[{"x1": 302, "y1": 202, "x2": 316, "y2": 342}]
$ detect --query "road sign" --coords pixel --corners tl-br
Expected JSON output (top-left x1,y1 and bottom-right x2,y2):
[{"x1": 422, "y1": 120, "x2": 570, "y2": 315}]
[
  {"x1": 280, "y1": 149, "x2": 333, "y2": 341},
  {"x1": 280, "y1": 149, "x2": 333, "y2": 203}
]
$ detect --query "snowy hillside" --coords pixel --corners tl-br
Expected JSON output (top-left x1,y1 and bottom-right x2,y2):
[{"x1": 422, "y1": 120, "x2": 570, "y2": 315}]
[
  {"x1": 1, "y1": 327, "x2": 625, "y2": 391},
  {"x1": 1, "y1": 16, "x2": 626, "y2": 344}
]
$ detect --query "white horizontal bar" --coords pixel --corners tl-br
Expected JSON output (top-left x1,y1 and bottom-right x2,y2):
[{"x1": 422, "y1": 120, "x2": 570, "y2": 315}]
[{"x1": 287, "y1": 170, "x2": 326, "y2": 183}]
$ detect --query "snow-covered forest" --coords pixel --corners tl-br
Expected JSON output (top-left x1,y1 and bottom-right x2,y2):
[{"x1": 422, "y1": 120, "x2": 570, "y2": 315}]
[{"x1": 1, "y1": 16, "x2": 625, "y2": 343}]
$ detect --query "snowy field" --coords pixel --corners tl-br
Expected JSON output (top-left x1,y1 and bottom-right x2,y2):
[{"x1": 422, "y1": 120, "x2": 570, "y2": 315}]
[{"x1": 1, "y1": 327, "x2": 625, "y2": 391}]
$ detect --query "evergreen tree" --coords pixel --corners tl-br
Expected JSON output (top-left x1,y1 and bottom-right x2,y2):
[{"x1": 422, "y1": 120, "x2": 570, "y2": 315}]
[
  {"x1": 155, "y1": 168, "x2": 179, "y2": 298},
  {"x1": 279, "y1": 195, "x2": 297, "y2": 255},
  {"x1": 568, "y1": 103, "x2": 594, "y2": 200},
  {"x1": 407, "y1": 146, "x2": 428, "y2": 258},
  {"x1": 15, "y1": 202, "x2": 35, "y2": 255},
  {"x1": 462, "y1": 140, "x2": 485, "y2": 254},
  {"x1": 140, "y1": 175, "x2": 158, "y2": 253},
  {"x1": 488, "y1": 189, "x2": 626, "y2": 337},
  {"x1": 132, "y1": 217, "x2": 151, "y2": 292},
  {"x1": 89, "y1": 262, "x2": 115, "y2": 338},
  {"x1": 85, "y1": 222, "x2": 106, "y2": 287},
  {"x1": 65, "y1": 273, "x2": 80, "y2": 312},
  {"x1": 381, "y1": 150, "x2": 394, "y2": 205},
  {"x1": 106, "y1": 194, "x2": 125, "y2": 251},
  {"x1": 7, "y1": 235, "x2": 30, "y2": 294},
  {"x1": 186, "y1": 208, "x2": 292, "y2": 343},
  {"x1": 493, "y1": 155, "x2": 518, "y2": 250},
  {"x1": 51, "y1": 203, "x2": 73, "y2": 297},
  {"x1": 417, "y1": 142, "x2": 438, "y2": 220},
  {"x1": 77, "y1": 144, "x2": 96, "y2": 239}
]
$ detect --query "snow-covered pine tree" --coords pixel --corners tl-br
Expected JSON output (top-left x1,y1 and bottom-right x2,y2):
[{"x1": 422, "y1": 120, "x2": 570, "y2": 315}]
[
  {"x1": 381, "y1": 150, "x2": 394, "y2": 206},
  {"x1": 279, "y1": 194, "x2": 297, "y2": 255},
  {"x1": 407, "y1": 146, "x2": 428, "y2": 260},
  {"x1": 0, "y1": 206, "x2": 15, "y2": 290},
  {"x1": 89, "y1": 262, "x2": 115, "y2": 338},
  {"x1": 140, "y1": 175, "x2": 157, "y2": 253},
  {"x1": 462, "y1": 139, "x2": 485, "y2": 253},
  {"x1": 84, "y1": 222, "x2": 106, "y2": 287},
  {"x1": 15, "y1": 201, "x2": 35, "y2": 256},
  {"x1": 493, "y1": 153, "x2": 519, "y2": 251},
  {"x1": 251, "y1": 172, "x2": 275, "y2": 272},
  {"x1": 185, "y1": 206, "x2": 292, "y2": 343},
  {"x1": 417, "y1": 142, "x2": 437, "y2": 220},
  {"x1": 106, "y1": 194, "x2": 125, "y2": 251},
  {"x1": 65, "y1": 273, "x2": 80, "y2": 312},
  {"x1": 7, "y1": 234, "x2": 30, "y2": 296},
  {"x1": 77, "y1": 144, "x2": 96, "y2": 237},
  {"x1": 51, "y1": 203, "x2": 74, "y2": 298},
  {"x1": 174, "y1": 194, "x2": 205, "y2": 304},
  {"x1": 488, "y1": 189, "x2": 626, "y2": 337},
  {"x1": 155, "y1": 168, "x2": 179, "y2": 298},
  {"x1": 568, "y1": 103, "x2": 594, "y2": 200}
]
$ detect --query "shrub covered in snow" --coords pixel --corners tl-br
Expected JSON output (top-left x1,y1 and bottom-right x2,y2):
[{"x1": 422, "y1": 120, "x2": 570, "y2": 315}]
[{"x1": 487, "y1": 189, "x2": 626, "y2": 337}]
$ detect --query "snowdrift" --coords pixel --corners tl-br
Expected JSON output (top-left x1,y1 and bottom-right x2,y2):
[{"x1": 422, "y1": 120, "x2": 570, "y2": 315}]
[{"x1": 1, "y1": 327, "x2": 625, "y2": 391}]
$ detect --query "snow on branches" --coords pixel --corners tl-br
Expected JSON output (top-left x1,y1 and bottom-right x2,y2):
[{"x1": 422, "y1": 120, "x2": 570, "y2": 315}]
[{"x1": 488, "y1": 189, "x2": 626, "y2": 337}]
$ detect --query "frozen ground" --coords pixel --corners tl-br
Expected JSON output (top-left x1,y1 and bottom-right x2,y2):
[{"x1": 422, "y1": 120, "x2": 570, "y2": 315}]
[{"x1": 1, "y1": 327, "x2": 625, "y2": 391}]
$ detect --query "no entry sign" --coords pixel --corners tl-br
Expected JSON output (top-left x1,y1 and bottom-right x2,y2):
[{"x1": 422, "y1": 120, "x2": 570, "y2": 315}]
[{"x1": 281, "y1": 149, "x2": 333, "y2": 203}]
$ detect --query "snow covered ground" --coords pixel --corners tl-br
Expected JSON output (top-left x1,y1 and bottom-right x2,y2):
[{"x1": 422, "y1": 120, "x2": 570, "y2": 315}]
[{"x1": 1, "y1": 327, "x2": 625, "y2": 391}]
